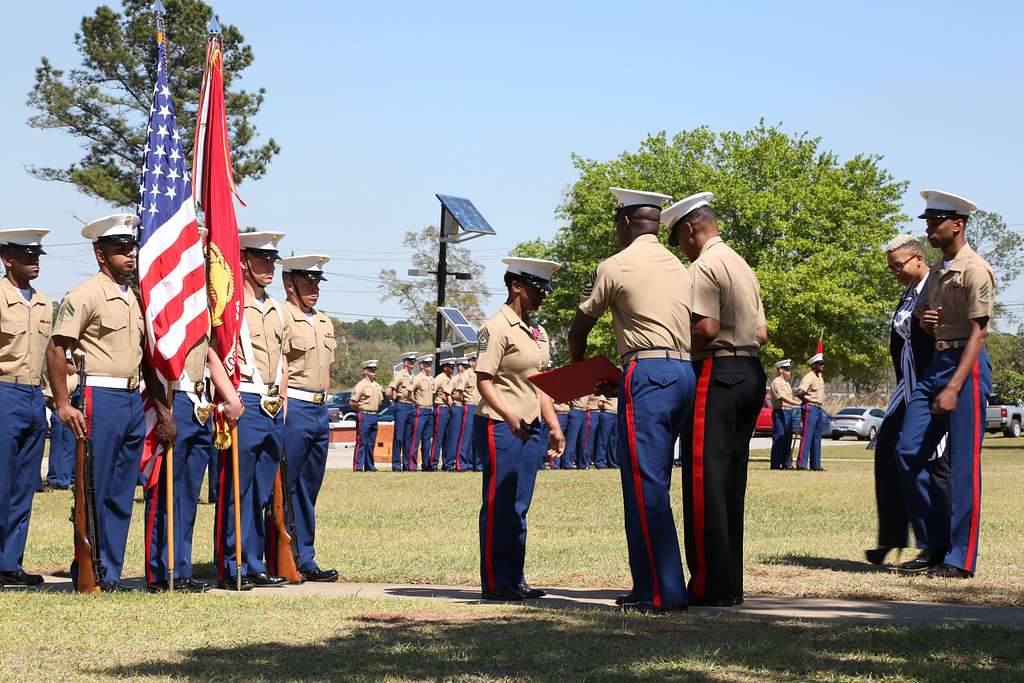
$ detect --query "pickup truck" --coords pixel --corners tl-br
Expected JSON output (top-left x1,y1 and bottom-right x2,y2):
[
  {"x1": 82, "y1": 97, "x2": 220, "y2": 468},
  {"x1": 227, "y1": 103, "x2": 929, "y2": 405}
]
[{"x1": 986, "y1": 395, "x2": 1024, "y2": 438}]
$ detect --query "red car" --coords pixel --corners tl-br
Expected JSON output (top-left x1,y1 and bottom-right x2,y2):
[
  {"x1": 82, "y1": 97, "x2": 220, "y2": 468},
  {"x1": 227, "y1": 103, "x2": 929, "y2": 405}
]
[{"x1": 754, "y1": 395, "x2": 803, "y2": 436}]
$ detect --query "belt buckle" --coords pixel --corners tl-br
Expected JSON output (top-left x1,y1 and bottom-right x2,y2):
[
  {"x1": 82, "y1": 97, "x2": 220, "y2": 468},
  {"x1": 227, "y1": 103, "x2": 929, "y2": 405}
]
[
  {"x1": 936, "y1": 340, "x2": 950, "y2": 351},
  {"x1": 128, "y1": 376, "x2": 139, "y2": 391},
  {"x1": 260, "y1": 395, "x2": 283, "y2": 418},
  {"x1": 194, "y1": 381, "x2": 205, "y2": 396}
]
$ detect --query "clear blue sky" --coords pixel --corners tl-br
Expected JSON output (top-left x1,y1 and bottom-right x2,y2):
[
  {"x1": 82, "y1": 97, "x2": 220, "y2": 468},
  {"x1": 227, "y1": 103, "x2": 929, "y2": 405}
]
[{"x1": 2, "y1": 1, "x2": 1022, "y2": 326}]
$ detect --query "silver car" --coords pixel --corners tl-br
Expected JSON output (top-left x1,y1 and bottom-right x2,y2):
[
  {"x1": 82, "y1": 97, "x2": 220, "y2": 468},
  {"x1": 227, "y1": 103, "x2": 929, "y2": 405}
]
[{"x1": 830, "y1": 407, "x2": 886, "y2": 441}]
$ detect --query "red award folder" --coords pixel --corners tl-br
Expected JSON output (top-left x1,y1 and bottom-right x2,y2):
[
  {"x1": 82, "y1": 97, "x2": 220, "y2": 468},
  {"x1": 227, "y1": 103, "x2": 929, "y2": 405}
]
[{"x1": 528, "y1": 356, "x2": 621, "y2": 404}]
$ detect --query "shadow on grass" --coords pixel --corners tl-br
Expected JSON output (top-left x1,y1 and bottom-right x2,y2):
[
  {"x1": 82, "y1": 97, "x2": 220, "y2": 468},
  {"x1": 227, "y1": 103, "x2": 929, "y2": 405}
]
[
  {"x1": 95, "y1": 609, "x2": 1024, "y2": 681},
  {"x1": 764, "y1": 553, "x2": 887, "y2": 574}
]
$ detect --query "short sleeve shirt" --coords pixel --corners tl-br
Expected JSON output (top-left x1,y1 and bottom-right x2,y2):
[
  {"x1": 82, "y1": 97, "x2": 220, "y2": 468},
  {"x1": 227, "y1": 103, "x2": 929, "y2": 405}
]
[
  {"x1": 411, "y1": 371, "x2": 434, "y2": 407},
  {"x1": 52, "y1": 272, "x2": 144, "y2": 378},
  {"x1": 768, "y1": 375, "x2": 794, "y2": 408},
  {"x1": 432, "y1": 373, "x2": 453, "y2": 405},
  {"x1": 923, "y1": 245, "x2": 996, "y2": 341},
  {"x1": 0, "y1": 279, "x2": 52, "y2": 381},
  {"x1": 798, "y1": 371, "x2": 825, "y2": 405},
  {"x1": 461, "y1": 367, "x2": 479, "y2": 405},
  {"x1": 689, "y1": 236, "x2": 766, "y2": 356},
  {"x1": 601, "y1": 396, "x2": 618, "y2": 413},
  {"x1": 181, "y1": 332, "x2": 210, "y2": 383},
  {"x1": 352, "y1": 377, "x2": 383, "y2": 412},
  {"x1": 586, "y1": 393, "x2": 602, "y2": 411},
  {"x1": 553, "y1": 401, "x2": 570, "y2": 413},
  {"x1": 282, "y1": 301, "x2": 336, "y2": 392},
  {"x1": 388, "y1": 367, "x2": 415, "y2": 403},
  {"x1": 578, "y1": 234, "x2": 692, "y2": 356},
  {"x1": 475, "y1": 304, "x2": 548, "y2": 424},
  {"x1": 239, "y1": 292, "x2": 287, "y2": 385}
]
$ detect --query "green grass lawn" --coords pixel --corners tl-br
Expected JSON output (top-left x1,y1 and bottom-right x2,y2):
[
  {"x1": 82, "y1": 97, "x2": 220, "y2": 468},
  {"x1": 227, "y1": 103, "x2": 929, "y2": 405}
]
[{"x1": 5, "y1": 438, "x2": 1023, "y2": 681}]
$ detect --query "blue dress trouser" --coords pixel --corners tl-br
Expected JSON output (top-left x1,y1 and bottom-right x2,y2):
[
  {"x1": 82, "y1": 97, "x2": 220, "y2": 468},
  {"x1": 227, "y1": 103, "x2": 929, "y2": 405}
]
[
  {"x1": 562, "y1": 408, "x2": 585, "y2": 469},
  {"x1": 770, "y1": 408, "x2": 795, "y2": 469},
  {"x1": 354, "y1": 412, "x2": 379, "y2": 471},
  {"x1": 445, "y1": 405, "x2": 465, "y2": 470},
  {"x1": 796, "y1": 404, "x2": 825, "y2": 470},
  {"x1": 578, "y1": 411, "x2": 596, "y2": 469},
  {"x1": 618, "y1": 358, "x2": 694, "y2": 609},
  {"x1": 45, "y1": 412, "x2": 75, "y2": 487},
  {"x1": 70, "y1": 386, "x2": 145, "y2": 586},
  {"x1": 896, "y1": 347, "x2": 990, "y2": 573},
  {"x1": 476, "y1": 415, "x2": 546, "y2": 590},
  {"x1": 595, "y1": 412, "x2": 616, "y2": 468},
  {"x1": 144, "y1": 391, "x2": 213, "y2": 582},
  {"x1": 215, "y1": 392, "x2": 283, "y2": 580},
  {"x1": 391, "y1": 402, "x2": 413, "y2": 471},
  {"x1": 430, "y1": 406, "x2": 451, "y2": 471},
  {"x1": 460, "y1": 404, "x2": 479, "y2": 471},
  {"x1": 409, "y1": 407, "x2": 433, "y2": 472},
  {"x1": 0, "y1": 384, "x2": 46, "y2": 573},
  {"x1": 554, "y1": 413, "x2": 569, "y2": 468},
  {"x1": 284, "y1": 399, "x2": 330, "y2": 572}
]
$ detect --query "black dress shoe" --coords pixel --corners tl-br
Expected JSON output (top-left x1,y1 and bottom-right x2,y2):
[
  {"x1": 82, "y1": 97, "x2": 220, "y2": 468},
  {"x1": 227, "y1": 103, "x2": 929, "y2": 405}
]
[
  {"x1": 614, "y1": 592, "x2": 636, "y2": 606},
  {"x1": 304, "y1": 567, "x2": 339, "y2": 583},
  {"x1": 0, "y1": 570, "x2": 44, "y2": 586},
  {"x1": 100, "y1": 581, "x2": 142, "y2": 593},
  {"x1": 927, "y1": 564, "x2": 973, "y2": 579},
  {"x1": 216, "y1": 576, "x2": 254, "y2": 591},
  {"x1": 896, "y1": 551, "x2": 933, "y2": 575},
  {"x1": 516, "y1": 583, "x2": 545, "y2": 599},
  {"x1": 621, "y1": 600, "x2": 687, "y2": 614},
  {"x1": 481, "y1": 586, "x2": 524, "y2": 601},
  {"x1": 812, "y1": 467, "x2": 827, "y2": 472},
  {"x1": 865, "y1": 546, "x2": 894, "y2": 565},
  {"x1": 688, "y1": 596, "x2": 735, "y2": 607},
  {"x1": 181, "y1": 577, "x2": 211, "y2": 593},
  {"x1": 248, "y1": 572, "x2": 287, "y2": 587}
]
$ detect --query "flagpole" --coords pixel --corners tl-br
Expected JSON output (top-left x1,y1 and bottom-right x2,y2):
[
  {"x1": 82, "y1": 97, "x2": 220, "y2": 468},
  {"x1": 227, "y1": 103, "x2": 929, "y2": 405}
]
[
  {"x1": 165, "y1": 385, "x2": 175, "y2": 593},
  {"x1": 231, "y1": 425, "x2": 243, "y2": 591}
]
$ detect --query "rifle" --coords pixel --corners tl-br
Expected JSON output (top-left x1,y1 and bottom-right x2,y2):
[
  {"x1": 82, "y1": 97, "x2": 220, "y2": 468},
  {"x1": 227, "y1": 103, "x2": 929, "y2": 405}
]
[
  {"x1": 70, "y1": 366, "x2": 102, "y2": 593},
  {"x1": 265, "y1": 454, "x2": 304, "y2": 583}
]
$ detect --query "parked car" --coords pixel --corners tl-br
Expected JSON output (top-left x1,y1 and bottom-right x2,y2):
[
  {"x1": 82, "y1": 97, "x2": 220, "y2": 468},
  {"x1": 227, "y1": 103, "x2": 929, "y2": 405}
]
[
  {"x1": 830, "y1": 407, "x2": 885, "y2": 441},
  {"x1": 327, "y1": 392, "x2": 350, "y2": 423},
  {"x1": 985, "y1": 395, "x2": 1024, "y2": 437}
]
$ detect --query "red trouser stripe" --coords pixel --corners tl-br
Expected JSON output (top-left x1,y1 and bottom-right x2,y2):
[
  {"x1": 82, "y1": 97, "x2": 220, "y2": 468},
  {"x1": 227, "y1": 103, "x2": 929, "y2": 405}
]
[
  {"x1": 214, "y1": 448, "x2": 228, "y2": 581},
  {"x1": 456, "y1": 407, "x2": 467, "y2": 472},
  {"x1": 409, "y1": 409, "x2": 420, "y2": 470},
  {"x1": 690, "y1": 359, "x2": 713, "y2": 598},
  {"x1": 484, "y1": 421, "x2": 498, "y2": 590},
  {"x1": 798, "y1": 403, "x2": 810, "y2": 468},
  {"x1": 966, "y1": 360, "x2": 982, "y2": 570},
  {"x1": 144, "y1": 479, "x2": 158, "y2": 584},
  {"x1": 623, "y1": 361, "x2": 661, "y2": 608},
  {"x1": 354, "y1": 413, "x2": 361, "y2": 471}
]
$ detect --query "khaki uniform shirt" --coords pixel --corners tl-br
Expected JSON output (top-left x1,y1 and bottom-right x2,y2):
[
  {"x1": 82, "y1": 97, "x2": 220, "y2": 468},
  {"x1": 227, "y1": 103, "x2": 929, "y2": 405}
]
[
  {"x1": 351, "y1": 377, "x2": 384, "y2": 412},
  {"x1": 690, "y1": 236, "x2": 766, "y2": 357},
  {"x1": 388, "y1": 367, "x2": 415, "y2": 403},
  {"x1": 411, "y1": 371, "x2": 433, "y2": 408},
  {"x1": 53, "y1": 272, "x2": 143, "y2": 378},
  {"x1": 181, "y1": 334, "x2": 209, "y2": 383},
  {"x1": 475, "y1": 304, "x2": 548, "y2": 424},
  {"x1": 282, "y1": 301, "x2": 336, "y2": 392},
  {"x1": 433, "y1": 372, "x2": 454, "y2": 406},
  {"x1": 798, "y1": 371, "x2": 825, "y2": 405},
  {"x1": 239, "y1": 292, "x2": 287, "y2": 385},
  {"x1": 42, "y1": 360, "x2": 78, "y2": 407},
  {"x1": 586, "y1": 393, "x2": 602, "y2": 411},
  {"x1": 461, "y1": 367, "x2": 479, "y2": 405},
  {"x1": 578, "y1": 234, "x2": 692, "y2": 356},
  {"x1": 569, "y1": 397, "x2": 587, "y2": 410},
  {"x1": 768, "y1": 375, "x2": 795, "y2": 409},
  {"x1": 921, "y1": 245, "x2": 996, "y2": 341},
  {"x1": 600, "y1": 396, "x2": 618, "y2": 413},
  {"x1": 553, "y1": 401, "x2": 570, "y2": 413},
  {"x1": 0, "y1": 279, "x2": 52, "y2": 382}
]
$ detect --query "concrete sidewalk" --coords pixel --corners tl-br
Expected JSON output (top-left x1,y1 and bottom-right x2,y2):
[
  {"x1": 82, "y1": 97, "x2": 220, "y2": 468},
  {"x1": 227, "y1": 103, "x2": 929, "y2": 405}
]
[{"x1": 25, "y1": 576, "x2": 1024, "y2": 626}]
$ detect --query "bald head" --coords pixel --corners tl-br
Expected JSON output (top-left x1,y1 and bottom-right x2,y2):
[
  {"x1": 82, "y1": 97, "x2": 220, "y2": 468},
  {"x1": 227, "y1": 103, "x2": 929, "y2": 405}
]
[{"x1": 614, "y1": 205, "x2": 662, "y2": 246}]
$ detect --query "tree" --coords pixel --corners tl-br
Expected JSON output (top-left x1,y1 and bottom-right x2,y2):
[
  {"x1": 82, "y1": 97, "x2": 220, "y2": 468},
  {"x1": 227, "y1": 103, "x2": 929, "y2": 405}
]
[
  {"x1": 328, "y1": 318, "x2": 433, "y2": 390},
  {"x1": 966, "y1": 210, "x2": 1023, "y2": 290},
  {"x1": 517, "y1": 123, "x2": 909, "y2": 384},
  {"x1": 26, "y1": 0, "x2": 279, "y2": 207},
  {"x1": 987, "y1": 327, "x2": 1024, "y2": 405},
  {"x1": 378, "y1": 226, "x2": 489, "y2": 334}
]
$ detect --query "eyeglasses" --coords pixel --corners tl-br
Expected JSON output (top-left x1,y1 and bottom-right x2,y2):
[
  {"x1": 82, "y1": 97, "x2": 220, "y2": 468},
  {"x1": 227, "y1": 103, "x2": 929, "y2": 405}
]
[{"x1": 886, "y1": 254, "x2": 919, "y2": 274}]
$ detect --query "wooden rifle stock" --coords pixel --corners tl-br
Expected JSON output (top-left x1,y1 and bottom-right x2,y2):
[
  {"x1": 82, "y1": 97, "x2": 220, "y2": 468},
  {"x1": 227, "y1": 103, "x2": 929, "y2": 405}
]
[
  {"x1": 265, "y1": 457, "x2": 304, "y2": 583},
  {"x1": 71, "y1": 390, "x2": 101, "y2": 593}
]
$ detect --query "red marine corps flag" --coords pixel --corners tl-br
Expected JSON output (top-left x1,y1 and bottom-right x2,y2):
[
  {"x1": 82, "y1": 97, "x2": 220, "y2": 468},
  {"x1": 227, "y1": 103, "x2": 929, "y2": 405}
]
[{"x1": 193, "y1": 15, "x2": 247, "y2": 590}]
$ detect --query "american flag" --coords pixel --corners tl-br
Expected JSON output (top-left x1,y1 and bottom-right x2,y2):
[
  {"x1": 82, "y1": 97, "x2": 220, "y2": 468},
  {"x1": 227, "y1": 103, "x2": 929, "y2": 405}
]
[{"x1": 137, "y1": 23, "x2": 209, "y2": 489}]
